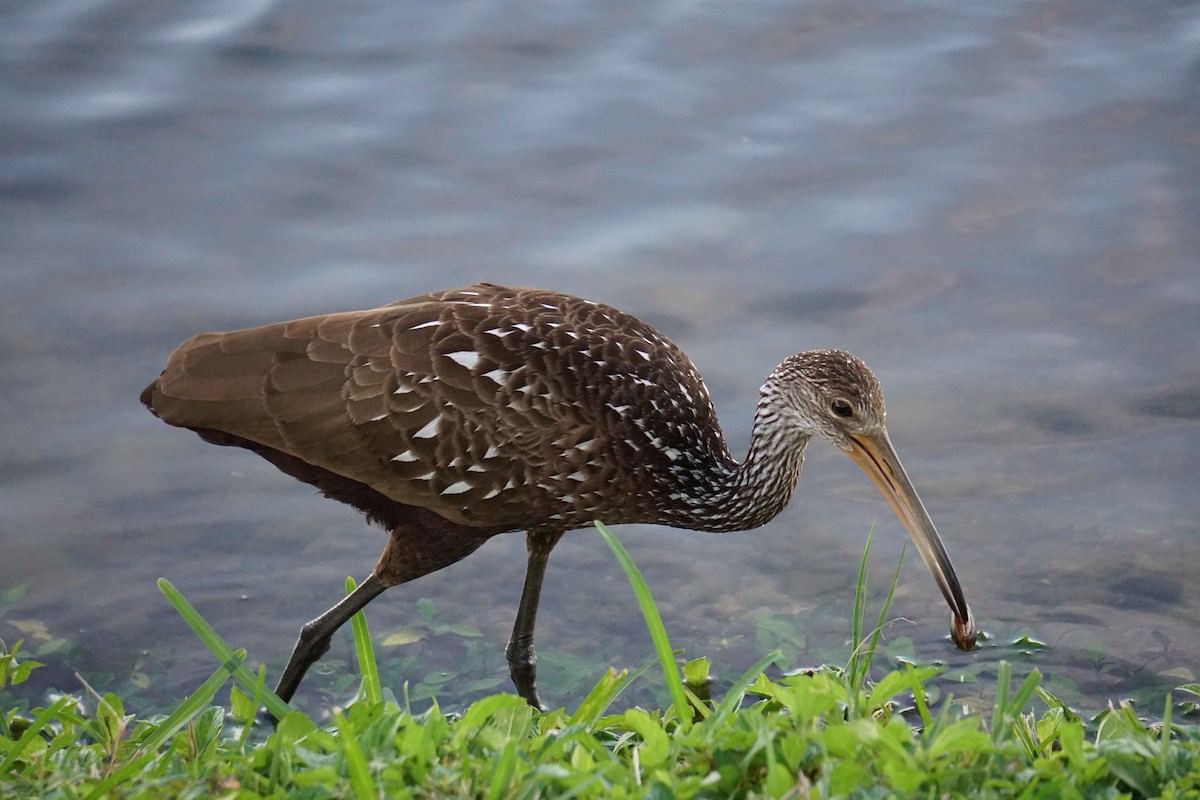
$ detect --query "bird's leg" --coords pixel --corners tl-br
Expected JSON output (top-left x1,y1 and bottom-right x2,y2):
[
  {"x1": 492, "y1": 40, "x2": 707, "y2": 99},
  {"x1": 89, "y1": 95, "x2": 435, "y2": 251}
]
[
  {"x1": 273, "y1": 572, "x2": 389, "y2": 705},
  {"x1": 506, "y1": 530, "x2": 564, "y2": 710},
  {"x1": 271, "y1": 520, "x2": 494, "y2": 714}
]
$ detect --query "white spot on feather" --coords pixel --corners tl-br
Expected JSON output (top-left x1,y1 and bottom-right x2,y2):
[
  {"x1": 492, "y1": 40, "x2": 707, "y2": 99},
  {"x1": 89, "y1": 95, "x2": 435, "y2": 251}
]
[
  {"x1": 446, "y1": 351, "x2": 480, "y2": 370},
  {"x1": 409, "y1": 320, "x2": 439, "y2": 330},
  {"x1": 412, "y1": 418, "x2": 439, "y2": 439},
  {"x1": 391, "y1": 451, "x2": 418, "y2": 463},
  {"x1": 441, "y1": 481, "x2": 471, "y2": 495}
]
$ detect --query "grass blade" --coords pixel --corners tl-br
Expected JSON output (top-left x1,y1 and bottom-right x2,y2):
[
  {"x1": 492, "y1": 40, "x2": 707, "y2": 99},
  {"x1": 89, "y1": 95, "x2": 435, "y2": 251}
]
[
  {"x1": 135, "y1": 649, "x2": 247, "y2": 754},
  {"x1": 570, "y1": 663, "x2": 651, "y2": 727},
  {"x1": 1009, "y1": 668, "x2": 1043, "y2": 713},
  {"x1": 847, "y1": 526, "x2": 873, "y2": 687},
  {"x1": 334, "y1": 711, "x2": 377, "y2": 800},
  {"x1": 82, "y1": 753, "x2": 159, "y2": 800},
  {"x1": 158, "y1": 578, "x2": 292, "y2": 721},
  {"x1": 1160, "y1": 693, "x2": 1172, "y2": 771},
  {"x1": 991, "y1": 662, "x2": 1042, "y2": 745},
  {"x1": 346, "y1": 576, "x2": 382, "y2": 704},
  {"x1": 860, "y1": 541, "x2": 905, "y2": 684},
  {"x1": 595, "y1": 521, "x2": 691, "y2": 730},
  {"x1": 990, "y1": 660, "x2": 1010, "y2": 742},
  {"x1": 844, "y1": 528, "x2": 903, "y2": 704},
  {"x1": 698, "y1": 650, "x2": 781, "y2": 735},
  {"x1": 485, "y1": 739, "x2": 519, "y2": 800}
]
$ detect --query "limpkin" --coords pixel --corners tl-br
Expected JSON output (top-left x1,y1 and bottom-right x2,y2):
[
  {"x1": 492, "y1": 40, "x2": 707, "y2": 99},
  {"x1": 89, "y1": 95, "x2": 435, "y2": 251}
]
[{"x1": 142, "y1": 282, "x2": 975, "y2": 709}]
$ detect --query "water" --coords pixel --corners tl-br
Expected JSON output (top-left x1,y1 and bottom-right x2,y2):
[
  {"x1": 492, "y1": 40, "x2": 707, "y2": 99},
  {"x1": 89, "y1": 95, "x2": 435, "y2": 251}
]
[{"x1": 2, "y1": 0, "x2": 1198, "y2": 715}]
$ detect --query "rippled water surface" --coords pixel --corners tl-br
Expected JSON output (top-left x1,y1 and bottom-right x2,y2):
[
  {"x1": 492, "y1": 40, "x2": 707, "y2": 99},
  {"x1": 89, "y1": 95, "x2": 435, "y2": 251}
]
[{"x1": 3, "y1": 0, "x2": 1199, "y2": 714}]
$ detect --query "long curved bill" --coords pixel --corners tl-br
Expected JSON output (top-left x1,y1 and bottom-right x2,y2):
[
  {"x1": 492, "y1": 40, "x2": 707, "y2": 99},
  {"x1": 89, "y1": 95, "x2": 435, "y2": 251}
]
[{"x1": 844, "y1": 430, "x2": 976, "y2": 650}]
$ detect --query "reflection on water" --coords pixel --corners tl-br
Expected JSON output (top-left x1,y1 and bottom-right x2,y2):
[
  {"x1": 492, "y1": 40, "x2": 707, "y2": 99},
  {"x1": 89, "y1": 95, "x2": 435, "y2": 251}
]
[{"x1": 2, "y1": 0, "x2": 1198, "y2": 715}]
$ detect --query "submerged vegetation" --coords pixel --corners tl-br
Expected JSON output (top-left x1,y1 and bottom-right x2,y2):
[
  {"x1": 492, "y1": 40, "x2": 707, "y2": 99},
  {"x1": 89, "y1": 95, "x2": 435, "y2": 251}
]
[{"x1": 2, "y1": 523, "x2": 1198, "y2": 798}]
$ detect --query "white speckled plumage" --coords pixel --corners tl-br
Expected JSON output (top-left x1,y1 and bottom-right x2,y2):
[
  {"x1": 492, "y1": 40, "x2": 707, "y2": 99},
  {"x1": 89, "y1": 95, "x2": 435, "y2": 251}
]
[{"x1": 142, "y1": 282, "x2": 975, "y2": 710}]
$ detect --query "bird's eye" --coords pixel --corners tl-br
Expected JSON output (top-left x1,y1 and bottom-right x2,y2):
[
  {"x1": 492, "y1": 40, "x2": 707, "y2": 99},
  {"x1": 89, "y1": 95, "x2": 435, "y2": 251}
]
[{"x1": 831, "y1": 399, "x2": 854, "y2": 418}]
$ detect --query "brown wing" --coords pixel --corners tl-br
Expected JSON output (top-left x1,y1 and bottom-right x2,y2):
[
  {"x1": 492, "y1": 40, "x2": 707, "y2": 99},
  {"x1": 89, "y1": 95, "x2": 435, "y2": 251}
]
[{"x1": 143, "y1": 283, "x2": 735, "y2": 532}]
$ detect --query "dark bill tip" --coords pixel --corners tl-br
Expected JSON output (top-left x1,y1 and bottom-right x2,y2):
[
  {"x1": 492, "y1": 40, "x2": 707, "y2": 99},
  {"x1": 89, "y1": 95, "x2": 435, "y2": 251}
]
[{"x1": 951, "y1": 609, "x2": 976, "y2": 651}]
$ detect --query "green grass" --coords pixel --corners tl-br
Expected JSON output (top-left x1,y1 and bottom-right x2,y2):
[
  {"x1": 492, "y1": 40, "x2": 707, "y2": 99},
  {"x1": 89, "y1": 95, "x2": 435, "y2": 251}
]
[{"x1": 2, "y1": 523, "x2": 1199, "y2": 798}]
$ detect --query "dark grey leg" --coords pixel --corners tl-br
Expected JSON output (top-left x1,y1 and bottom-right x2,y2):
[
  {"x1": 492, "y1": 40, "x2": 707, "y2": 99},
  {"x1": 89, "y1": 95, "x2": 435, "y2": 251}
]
[
  {"x1": 274, "y1": 572, "x2": 388, "y2": 703},
  {"x1": 505, "y1": 530, "x2": 564, "y2": 710},
  {"x1": 271, "y1": 518, "x2": 494, "y2": 714}
]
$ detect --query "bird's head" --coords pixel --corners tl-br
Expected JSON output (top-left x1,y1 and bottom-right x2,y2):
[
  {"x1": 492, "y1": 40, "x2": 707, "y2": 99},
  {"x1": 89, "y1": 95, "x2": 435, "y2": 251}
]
[
  {"x1": 768, "y1": 348, "x2": 977, "y2": 651},
  {"x1": 770, "y1": 349, "x2": 886, "y2": 449}
]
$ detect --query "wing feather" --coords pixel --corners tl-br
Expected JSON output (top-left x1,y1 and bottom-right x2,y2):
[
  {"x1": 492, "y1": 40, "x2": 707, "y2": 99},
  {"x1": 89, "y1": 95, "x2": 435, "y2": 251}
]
[{"x1": 142, "y1": 282, "x2": 732, "y2": 532}]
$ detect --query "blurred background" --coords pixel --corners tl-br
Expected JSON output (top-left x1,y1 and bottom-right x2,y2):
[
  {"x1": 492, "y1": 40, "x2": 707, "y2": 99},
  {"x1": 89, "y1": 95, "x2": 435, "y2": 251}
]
[{"x1": 2, "y1": 0, "x2": 1198, "y2": 716}]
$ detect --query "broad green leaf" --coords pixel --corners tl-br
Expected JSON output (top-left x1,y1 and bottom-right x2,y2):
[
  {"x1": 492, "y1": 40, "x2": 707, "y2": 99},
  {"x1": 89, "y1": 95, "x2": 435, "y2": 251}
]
[
  {"x1": 622, "y1": 708, "x2": 669, "y2": 768},
  {"x1": 927, "y1": 717, "x2": 989, "y2": 759},
  {"x1": 868, "y1": 666, "x2": 941, "y2": 710},
  {"x1": 682, "y1": 657, "x2": 710, "y2": 688}
]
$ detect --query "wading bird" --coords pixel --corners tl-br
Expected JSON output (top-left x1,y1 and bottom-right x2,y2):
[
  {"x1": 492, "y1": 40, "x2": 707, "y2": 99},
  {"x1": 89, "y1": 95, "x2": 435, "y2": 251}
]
[{"x1": 142, "y1": 283, "x2": 975, "y2": 709}]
